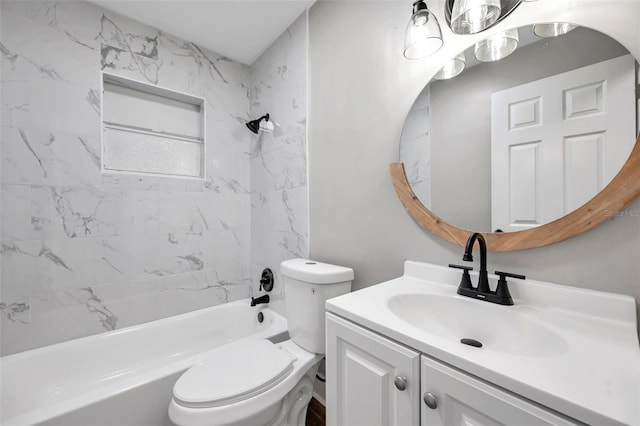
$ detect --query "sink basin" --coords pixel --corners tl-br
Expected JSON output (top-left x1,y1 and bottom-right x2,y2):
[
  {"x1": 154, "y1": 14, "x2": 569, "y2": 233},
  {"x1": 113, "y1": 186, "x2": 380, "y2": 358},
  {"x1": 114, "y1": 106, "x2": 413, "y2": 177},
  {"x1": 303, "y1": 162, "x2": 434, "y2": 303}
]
[
  {"x1": 326, "y1": 261, "x2": 640, "y2": 426},
  {"x1": 387, "y1": 293, "x2": 568, "y2": 357}
]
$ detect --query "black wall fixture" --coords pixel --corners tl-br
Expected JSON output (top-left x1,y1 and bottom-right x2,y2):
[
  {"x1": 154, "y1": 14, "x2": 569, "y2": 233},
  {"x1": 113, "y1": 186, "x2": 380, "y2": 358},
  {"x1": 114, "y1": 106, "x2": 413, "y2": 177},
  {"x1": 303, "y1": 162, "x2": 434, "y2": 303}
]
[
  {"x1": 260, "y1": 268, "x2": 274, "y2": 292},
  {"x1": 246, "y1": 114, "x2": 270, "y2": 134}
]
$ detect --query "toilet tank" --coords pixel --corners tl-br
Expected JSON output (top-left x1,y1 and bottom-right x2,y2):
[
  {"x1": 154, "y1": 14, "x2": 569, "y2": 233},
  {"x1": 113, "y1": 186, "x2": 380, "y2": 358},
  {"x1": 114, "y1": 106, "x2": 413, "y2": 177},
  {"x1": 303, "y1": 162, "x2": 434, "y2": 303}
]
[{"x1": 281, "y1": 259, "x2": 353, "y2": 354}]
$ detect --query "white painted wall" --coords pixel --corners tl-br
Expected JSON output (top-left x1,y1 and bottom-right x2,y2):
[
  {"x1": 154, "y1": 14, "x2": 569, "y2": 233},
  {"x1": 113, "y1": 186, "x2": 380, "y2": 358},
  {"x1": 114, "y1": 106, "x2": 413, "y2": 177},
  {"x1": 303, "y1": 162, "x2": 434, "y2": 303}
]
[{"x1": 308, "y1": 1, "x2": 640, "y2": 322}]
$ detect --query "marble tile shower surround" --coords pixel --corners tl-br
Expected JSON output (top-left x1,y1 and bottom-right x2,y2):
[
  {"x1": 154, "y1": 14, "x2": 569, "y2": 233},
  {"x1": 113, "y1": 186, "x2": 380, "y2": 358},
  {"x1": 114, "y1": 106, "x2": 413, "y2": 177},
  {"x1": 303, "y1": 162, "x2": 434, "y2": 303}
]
[
  {"x1": 0, "y1": 0, "x2": 308, "y2": 355},
  {"x1": 399, "y1": 85, "x2": 431, "y2": 208},
  {"x1": 250, "y1": 12, "x2": 309, "y2": 314}
]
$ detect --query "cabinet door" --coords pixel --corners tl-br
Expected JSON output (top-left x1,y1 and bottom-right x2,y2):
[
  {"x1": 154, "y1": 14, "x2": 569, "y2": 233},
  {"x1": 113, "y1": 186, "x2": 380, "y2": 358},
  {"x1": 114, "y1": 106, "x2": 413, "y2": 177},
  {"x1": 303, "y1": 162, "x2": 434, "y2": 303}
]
[
  {"x1": 420, "y1": 356, "x2": 581, "y2": 426},
  {"x1": 326, "y1": 313, "x2": 420, "y2": 426}
]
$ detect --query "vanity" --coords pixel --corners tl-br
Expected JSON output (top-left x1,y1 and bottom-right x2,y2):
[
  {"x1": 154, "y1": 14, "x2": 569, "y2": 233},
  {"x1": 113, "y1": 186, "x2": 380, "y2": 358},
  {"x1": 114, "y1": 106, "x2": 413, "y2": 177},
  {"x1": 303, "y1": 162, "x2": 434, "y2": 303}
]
[{"x1": 325, "y1": 261, "x2": 640, "y2": 426}]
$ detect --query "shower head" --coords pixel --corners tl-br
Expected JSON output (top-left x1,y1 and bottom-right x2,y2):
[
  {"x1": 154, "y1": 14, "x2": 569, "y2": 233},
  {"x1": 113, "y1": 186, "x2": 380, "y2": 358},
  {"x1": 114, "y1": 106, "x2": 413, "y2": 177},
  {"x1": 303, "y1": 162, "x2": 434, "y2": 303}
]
[{"x1": 246, "y1": 114, "x2": 270, "y2": 134}]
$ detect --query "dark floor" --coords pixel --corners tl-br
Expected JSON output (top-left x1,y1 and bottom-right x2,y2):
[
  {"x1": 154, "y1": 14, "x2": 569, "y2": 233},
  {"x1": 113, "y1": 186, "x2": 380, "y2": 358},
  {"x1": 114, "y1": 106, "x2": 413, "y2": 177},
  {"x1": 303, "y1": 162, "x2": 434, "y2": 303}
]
[{"x1": 305, "y1": 397, "x2": 326, "y2": 426}]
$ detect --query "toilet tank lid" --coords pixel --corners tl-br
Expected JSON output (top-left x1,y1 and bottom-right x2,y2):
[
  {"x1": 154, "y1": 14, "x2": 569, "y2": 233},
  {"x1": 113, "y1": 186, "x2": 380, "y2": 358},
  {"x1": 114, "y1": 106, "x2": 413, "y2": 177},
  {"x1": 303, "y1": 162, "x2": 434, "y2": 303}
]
[{"x1": 281, "y1": 259, "x2": 354, "y2": 284}]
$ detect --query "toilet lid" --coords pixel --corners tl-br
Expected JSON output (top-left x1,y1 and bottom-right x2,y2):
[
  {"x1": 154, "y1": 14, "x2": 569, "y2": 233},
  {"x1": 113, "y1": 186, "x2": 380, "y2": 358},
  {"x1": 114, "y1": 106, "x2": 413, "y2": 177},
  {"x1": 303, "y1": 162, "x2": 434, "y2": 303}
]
[{"x1": 173, "y1": 339, "x2": 294, "y2": 408}]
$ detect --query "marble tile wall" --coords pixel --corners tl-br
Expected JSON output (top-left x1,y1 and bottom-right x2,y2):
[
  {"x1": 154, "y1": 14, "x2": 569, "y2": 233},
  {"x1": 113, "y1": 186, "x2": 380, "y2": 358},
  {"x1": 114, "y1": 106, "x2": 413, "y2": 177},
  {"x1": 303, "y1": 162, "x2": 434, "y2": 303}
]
[
  {"x1": 399, "y1": 85, "x2": 431, "y2": 208},
  {"x1": 249, "y1": 12, "x2": 309, "y2": 315},
  {"x1": 0, "y1": 0, "x2": 255, "y2": 355}
]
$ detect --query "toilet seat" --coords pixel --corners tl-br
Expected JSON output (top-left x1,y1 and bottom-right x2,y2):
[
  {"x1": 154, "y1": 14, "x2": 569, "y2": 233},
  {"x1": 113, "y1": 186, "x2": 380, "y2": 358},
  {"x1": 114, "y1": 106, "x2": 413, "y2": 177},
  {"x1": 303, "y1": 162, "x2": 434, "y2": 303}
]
[
  {"x1": 173, "y1": 339, "x2": 295, "y2": 409},
  {"x1": 169, "y1": 339, "x2": 322, "y2": 426}
]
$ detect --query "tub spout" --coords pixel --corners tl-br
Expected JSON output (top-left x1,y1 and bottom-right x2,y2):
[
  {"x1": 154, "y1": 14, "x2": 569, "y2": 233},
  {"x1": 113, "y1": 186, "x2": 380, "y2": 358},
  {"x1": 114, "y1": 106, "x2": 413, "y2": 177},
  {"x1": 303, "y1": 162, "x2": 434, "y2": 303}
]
[{"x1": 250, "y1": 295, "x2": 270, "y2": 306}]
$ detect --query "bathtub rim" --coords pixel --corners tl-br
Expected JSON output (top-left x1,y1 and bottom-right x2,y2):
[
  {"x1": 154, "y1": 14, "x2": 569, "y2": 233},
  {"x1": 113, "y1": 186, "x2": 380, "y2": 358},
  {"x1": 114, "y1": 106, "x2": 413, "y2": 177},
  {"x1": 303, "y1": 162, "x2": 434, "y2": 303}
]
[{"x1": 0, "y1": 299, "x2": 288, "y2": 426}]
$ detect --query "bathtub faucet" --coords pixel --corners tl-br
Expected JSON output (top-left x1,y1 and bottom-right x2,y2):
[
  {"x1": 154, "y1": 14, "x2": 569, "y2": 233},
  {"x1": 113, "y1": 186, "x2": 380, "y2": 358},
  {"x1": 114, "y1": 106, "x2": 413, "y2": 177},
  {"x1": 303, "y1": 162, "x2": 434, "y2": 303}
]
[{"x1": 250, "y1": 294, "x2": 270, "y2": 306}]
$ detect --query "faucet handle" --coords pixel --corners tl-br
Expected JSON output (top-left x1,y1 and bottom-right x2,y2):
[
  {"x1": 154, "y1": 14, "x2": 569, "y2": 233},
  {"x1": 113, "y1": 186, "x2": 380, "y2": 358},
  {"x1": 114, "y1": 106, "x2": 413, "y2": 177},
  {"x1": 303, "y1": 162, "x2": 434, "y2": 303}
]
[
  {"x1": 493, "y1": 271, "x2": 525, "y2": 306},
  {"x1": 494, "y1": 271, "x2": 526, "y2": 281},
  {"x1": 259, "y1": 268, "x2": 274, "y2": 292},
  {"x1": 449, "y1": 264, "x2": 474, "y2": 290},
  {"x1": 449, "y1": 264, "x2": 473, "y2": 272}
]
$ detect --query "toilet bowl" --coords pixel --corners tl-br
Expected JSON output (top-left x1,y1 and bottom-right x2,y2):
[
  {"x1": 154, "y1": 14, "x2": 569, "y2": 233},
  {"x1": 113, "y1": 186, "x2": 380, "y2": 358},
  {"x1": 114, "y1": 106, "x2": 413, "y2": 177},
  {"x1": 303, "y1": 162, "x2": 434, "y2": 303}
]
[
  {"x1": 168, "y1": 339, "x2": 320, "y2": 426},
  {"x1": 168, "y1": 259, "x2": 354, "y2": 426}
]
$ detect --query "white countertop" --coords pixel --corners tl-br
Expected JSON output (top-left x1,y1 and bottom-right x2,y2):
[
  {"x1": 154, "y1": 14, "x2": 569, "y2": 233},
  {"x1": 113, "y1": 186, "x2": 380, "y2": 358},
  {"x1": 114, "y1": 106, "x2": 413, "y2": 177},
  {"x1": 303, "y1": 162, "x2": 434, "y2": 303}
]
[{"x1": 326, "y1": 261, "x2": 640, "y2": 426}]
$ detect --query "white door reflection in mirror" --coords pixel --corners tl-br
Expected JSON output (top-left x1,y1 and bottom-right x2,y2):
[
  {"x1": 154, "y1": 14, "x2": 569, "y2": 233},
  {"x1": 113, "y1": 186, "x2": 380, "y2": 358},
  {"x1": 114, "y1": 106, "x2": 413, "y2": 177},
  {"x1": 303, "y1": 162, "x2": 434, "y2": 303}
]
[
  {"x1": 399, "y1": 26, "x2": 638, "y2": 233},
  {"x1": 491, "y1": 55, "x2": 635, "y2": 232}
]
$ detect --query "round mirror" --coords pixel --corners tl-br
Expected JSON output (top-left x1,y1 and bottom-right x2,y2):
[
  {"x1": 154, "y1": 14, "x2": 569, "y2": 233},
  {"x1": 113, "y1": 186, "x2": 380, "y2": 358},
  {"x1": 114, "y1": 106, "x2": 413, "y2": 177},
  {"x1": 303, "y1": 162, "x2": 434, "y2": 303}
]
[{"x1": 399, "y1": 25, "x2": 639, "y2": 234}]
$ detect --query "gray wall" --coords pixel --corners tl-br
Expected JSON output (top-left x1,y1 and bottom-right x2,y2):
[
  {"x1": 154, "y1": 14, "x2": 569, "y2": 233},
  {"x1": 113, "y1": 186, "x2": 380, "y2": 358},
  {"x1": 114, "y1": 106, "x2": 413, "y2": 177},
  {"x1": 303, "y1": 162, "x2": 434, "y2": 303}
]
[
  {"x1": 308, "y1": 1, "x2": 640, "y2": 322},
  {"x1": 428, "y1": 27, "x2": 630, "y2": 231}
]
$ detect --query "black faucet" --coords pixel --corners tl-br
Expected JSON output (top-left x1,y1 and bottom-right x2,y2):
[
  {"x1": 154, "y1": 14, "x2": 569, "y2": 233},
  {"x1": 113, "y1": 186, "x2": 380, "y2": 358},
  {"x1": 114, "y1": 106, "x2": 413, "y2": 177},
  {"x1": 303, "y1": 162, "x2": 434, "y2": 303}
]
[
  {"x1": 463, "y1": 232, "x2": 491, "y2": 294},
  {"x1": 250, "y1": 294, "x2": 270, "y2": 306},
  {"x1": 449, "y1": 232, "x2": 525, "y2": 305}
]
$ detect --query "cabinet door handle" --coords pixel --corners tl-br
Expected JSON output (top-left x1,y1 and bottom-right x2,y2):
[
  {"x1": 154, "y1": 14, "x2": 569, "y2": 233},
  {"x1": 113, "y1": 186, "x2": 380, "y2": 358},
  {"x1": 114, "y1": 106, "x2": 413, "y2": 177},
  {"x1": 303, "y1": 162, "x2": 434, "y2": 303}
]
[
  {"x1": 394, "y1": 376, "x2": 407, "y2": 391},
  {"x1": 423, "y1": 392, "x2": 438, "y2": 409}
]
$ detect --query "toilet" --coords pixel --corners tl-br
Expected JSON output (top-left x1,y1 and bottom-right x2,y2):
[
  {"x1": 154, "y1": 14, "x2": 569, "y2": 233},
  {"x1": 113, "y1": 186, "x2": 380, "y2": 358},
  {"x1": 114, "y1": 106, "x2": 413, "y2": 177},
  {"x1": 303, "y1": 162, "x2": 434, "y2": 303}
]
[{"x1": 168, "y1": 259, "x2": 353, "y2": 426}]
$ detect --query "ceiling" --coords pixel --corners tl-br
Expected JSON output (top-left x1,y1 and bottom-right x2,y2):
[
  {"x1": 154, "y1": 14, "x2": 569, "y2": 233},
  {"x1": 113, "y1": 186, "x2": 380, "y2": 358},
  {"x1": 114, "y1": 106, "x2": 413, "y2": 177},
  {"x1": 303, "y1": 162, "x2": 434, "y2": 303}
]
[{"x1": 90, "y1": 0, "x2": 314, "y2": 65}]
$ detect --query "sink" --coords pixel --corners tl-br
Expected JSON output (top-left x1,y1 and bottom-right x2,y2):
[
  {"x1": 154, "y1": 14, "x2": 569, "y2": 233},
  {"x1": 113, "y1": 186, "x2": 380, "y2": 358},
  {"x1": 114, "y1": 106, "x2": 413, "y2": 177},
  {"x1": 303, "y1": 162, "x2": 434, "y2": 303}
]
[
  {"x1": 387, "y1": 293, "x2": 568, "y2": 357},
  {"x1": 326, "y1": 261, "x2": 640, "y2": 426}
]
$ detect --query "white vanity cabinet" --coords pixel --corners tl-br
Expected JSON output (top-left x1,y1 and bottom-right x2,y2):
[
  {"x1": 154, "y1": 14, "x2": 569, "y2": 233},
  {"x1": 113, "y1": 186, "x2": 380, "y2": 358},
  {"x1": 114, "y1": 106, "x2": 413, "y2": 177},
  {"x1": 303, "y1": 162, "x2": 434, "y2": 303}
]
[
  {"x1": 325, "y1": 262, "x2": 640, "y2": 425},
  {"x1": 327, "y1": 312, "x2": 580, "y2": 426},
  {"x1": 420, "y1": 356, "x2": 579, "y2": 426},
  {"x1": 326, "y1": 313, "x2": 421, "y2": 426}
]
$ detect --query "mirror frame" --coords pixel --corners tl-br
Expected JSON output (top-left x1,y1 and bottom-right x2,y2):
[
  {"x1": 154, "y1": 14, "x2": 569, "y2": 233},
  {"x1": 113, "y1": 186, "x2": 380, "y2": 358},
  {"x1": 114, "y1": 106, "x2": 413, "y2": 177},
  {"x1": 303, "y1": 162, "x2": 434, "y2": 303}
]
[{"x1": 390, "y1": 134, "x2": 640, "y2": 251}]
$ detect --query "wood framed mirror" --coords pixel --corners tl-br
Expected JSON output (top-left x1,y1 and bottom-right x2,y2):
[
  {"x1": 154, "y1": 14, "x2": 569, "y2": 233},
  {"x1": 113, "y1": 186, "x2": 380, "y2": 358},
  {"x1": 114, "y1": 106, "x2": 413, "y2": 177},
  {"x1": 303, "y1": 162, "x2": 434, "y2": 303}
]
[
  {"x1": 391, "y1": 132, "x2": 640, "y2": 251},
  {"x1": 392, "y1": 23, "x2": 640, "y2": 251}
]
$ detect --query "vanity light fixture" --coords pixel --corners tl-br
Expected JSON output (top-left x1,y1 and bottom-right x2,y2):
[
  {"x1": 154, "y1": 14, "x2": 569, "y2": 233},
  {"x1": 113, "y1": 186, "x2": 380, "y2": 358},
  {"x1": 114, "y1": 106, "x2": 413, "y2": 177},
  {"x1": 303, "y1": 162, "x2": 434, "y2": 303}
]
[
  {"x1": 533, "y1": 22, "x2": 578, "y2": 37},
  {"x1": 444, "y1": 0, "x2": 523, "y2": 35},
  {"x1": 403, "y1": 0, "x2": 443, "y2": 59},
  {"x1": 474, "y1": 28, "x2": 519, "y2": 62},
  {"x1": 402, "y1": 0, "x2": 529, "y2": 61},
  {"x1": 450, "y1": 0, "x2": 501, "y2": 34},
  {"x1": 434, "y1": 52, "x2": 466, "y2": 79}
]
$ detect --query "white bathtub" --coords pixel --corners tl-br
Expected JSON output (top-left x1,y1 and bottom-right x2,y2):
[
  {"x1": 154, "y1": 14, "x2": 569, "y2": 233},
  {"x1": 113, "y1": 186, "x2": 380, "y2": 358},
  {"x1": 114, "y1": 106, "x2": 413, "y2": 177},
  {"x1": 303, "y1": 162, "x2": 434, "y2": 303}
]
[{"x1": 0, "y1": 299, "x2": 288, "y2": 426}]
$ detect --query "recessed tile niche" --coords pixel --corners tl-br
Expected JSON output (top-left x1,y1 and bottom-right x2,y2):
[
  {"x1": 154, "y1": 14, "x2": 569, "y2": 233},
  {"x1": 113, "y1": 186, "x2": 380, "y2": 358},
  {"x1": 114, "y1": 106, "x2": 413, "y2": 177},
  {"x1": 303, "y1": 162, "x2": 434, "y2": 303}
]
[{"x1": 102, "y1": 73, "x2": 206, "y2": 179}]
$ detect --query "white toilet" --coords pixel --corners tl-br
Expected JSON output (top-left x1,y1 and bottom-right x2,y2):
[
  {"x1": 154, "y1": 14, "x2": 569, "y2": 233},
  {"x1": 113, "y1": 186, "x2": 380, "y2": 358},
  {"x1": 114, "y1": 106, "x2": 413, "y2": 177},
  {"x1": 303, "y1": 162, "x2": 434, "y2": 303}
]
[{"x1": 168, "y1": 259, "x2": 353, "y2": 426}]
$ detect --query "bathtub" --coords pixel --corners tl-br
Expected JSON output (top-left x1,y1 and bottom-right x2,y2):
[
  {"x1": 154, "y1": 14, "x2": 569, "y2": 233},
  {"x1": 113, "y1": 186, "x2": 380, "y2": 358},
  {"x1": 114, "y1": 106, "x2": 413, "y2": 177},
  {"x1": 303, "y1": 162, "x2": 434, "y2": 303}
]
[{"x1": 0, "y1": 299, "x2": 288, "y2": 426}]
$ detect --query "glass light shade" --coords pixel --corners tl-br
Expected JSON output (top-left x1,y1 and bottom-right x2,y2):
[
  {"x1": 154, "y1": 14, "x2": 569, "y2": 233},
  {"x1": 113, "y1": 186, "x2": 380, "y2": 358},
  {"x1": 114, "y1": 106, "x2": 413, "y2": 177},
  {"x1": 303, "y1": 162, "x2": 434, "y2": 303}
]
[
  {"x1": 474, "y1": 28, "x2": 519, "y2": 62},
  {"x1": 450, "y1": 0, "x2": 502, "y2": 35},
  {"x1": 434, "y1": 52, "x2": 466, "y2": 80},
  {"x1": 533, "y1": 23, "x2": 578, "y2": 38},
  {"x1": 404, "y1": 7, "x2": 443, "y2": 59}
]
